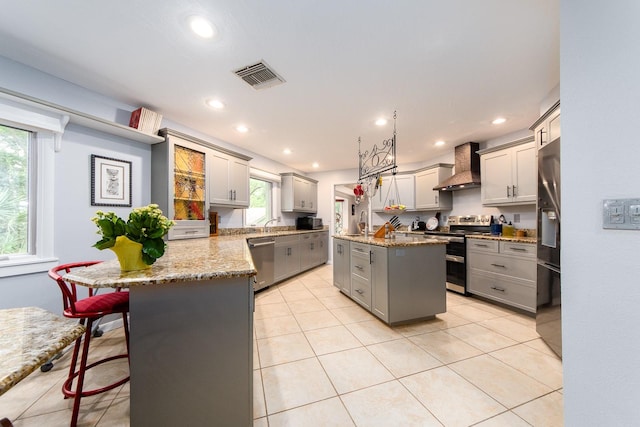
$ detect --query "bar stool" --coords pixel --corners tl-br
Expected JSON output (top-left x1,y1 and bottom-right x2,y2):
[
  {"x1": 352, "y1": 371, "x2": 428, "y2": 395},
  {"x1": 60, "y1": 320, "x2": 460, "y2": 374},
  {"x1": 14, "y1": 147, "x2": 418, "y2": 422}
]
[{"x1": 48, "y1": 262, "x2": 130, "y2": 427}]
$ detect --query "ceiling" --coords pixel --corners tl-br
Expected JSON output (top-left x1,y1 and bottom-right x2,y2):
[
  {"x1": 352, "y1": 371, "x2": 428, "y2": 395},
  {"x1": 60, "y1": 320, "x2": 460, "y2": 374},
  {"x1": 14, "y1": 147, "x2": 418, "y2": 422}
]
[{"x1": 0, "y1": 1, "x2": 559, "y2": 173}]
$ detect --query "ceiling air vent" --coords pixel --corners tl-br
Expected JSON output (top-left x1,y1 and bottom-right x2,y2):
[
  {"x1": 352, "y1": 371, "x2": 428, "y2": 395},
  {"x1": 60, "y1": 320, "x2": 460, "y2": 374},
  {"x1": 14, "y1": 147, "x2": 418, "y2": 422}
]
[{"x1": 233, "y1": 60, "x2": 286, "y2": 90}]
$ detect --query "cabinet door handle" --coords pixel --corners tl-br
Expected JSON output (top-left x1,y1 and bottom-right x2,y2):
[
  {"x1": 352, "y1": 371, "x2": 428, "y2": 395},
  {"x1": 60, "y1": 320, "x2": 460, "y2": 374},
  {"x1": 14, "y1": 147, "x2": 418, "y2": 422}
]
[
  {"x1": 512, "y1": 185, "x2": 517, "y2": 197},
  {"x1": 435, "y1": 194, "x2": 438, "y2": 204},
  {"x1": 491, "y1": 286, "x2": 506, "y2": 292},
  {"x1": 287, "y1": 247, "x2": 291, "y2": 256},
  {"x1": 490, "y1": 263, "x2": 506, "y2": 268},
  {"x1": 233, "y1": 190, "x2": 237, "y2": 200},
  {"x1": 229, "y1": 190, "x2": 233, "y2": 200},
  {"x1": 506, "y1": 186, "x2": 511, "y2": 197},
  {"x1": 355, "y1": 265, "x2": 364, "y2": 271},
  {"x1": 355, "y1": 289, "x2": 364, "y2": 295},
  {"x1": 539, "y1": 128, "x2": 547, "y2": 145}
]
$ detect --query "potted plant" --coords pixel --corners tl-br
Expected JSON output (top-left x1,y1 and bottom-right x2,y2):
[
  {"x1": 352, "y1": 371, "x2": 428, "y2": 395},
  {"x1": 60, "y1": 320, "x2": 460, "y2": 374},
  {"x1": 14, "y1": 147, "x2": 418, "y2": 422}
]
[{"x1": 92, "y1": 204, "x2": 175, "y2": 271}]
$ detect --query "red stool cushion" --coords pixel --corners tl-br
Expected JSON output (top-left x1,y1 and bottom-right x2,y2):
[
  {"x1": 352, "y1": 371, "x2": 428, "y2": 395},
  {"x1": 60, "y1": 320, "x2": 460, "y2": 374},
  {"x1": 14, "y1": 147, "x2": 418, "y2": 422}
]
[{"x1": 72, "y1": 291, "x2": 129, "y2": 315}]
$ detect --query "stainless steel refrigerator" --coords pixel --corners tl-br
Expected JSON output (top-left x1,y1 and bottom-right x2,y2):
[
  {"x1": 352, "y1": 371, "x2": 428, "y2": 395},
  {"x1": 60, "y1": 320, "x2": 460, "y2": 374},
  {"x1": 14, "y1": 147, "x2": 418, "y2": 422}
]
[{"x1": 536, "y1": 136, "x2": 562, "y2": 358}]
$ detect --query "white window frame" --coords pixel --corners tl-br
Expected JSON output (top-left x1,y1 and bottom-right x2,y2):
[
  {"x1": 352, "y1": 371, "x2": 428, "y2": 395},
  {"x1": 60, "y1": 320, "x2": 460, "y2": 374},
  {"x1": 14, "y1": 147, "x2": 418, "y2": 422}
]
[
  {"x1": 244, "y1": 168, "x2": 281, "y2": 227},
  {"x1": 0, "y1": 97, "x2": 63, "y2": 277}
]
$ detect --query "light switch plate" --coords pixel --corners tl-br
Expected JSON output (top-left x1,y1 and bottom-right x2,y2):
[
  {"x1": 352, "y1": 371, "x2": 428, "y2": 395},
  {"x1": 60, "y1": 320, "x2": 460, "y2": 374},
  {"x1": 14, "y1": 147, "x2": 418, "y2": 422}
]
[{"x1": 603, "y1": 198, "x2": 640, "y2": 230}]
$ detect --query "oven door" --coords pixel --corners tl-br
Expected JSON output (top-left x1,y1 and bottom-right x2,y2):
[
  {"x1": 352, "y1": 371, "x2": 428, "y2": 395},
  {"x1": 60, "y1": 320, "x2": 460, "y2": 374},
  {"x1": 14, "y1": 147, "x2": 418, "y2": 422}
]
[{"x1": 444, "y1": 236, "x2": 466, "y2": 294}]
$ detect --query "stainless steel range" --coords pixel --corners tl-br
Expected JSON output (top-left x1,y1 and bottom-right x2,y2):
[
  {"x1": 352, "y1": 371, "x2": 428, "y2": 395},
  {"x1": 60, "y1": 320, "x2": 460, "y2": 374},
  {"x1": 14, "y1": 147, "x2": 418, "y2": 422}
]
[{"x1": 424, "y1": 215, "x2": 492, "y2": 295}]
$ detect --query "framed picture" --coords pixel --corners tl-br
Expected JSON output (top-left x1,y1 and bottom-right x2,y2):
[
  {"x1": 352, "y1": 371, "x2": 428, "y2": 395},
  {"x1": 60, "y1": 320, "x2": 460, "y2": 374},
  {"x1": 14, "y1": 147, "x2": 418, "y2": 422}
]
[{"x1": 90, "y1": 155, "x2": 132, "y2": 207}]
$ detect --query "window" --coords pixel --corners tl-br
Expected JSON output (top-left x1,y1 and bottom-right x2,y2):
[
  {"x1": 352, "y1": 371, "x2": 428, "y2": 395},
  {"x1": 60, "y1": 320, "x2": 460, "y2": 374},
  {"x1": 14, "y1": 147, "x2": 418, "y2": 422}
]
[
  {"x1": 0, "y1": 124, "x2": 31, "y2": 256},
  {"x1": 0, "y1": 95, "x2": 59, "y2": 277},
  {"x1": 246, "y1": 177, "x2": 272, "y2": 226}
]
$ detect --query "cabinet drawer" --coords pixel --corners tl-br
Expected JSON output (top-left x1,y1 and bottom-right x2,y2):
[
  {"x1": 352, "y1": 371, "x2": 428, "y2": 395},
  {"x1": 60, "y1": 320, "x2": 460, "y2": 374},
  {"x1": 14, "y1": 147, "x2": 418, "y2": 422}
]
[
  {"x1": 169, "y1": 225, "x2": 209, "y2": 240},
  {"x1": 351, "y1": 274, "x2": 371, "y2": 310},
  {"x1": 467, "y1": 272, "x2": 536, "y2": 313},
  {"x1": 500, "y1": 241, "x2": 536, "y2": 257},
  {"x1": 275, "y1": 234, "x2": 300, "y2": 246},
  {"x1": 467, "y1": 252, "x2": 536, "y2": 281},
  {"x1": 467, "y1": 239, "x2": 499, "y2": 253},
  {"x1": 350, "y1": 249, "x2": 371, "y2": 280}
]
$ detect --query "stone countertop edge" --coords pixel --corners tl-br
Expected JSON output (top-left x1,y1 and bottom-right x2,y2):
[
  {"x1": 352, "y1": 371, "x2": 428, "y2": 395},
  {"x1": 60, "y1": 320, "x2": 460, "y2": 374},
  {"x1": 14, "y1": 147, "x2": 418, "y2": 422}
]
[
  {"x1": 64, "y1": 229, "x2": 331, "y2": 289},
  {"x1": 0, "y1": 307, "x2": 85, "y2": 396},
  {"x1": 466, "y1": 235, "x2": 537, "y2": 244},
  {"x1": 333, "y1": 234, "x2": 447, "y2": 247}
]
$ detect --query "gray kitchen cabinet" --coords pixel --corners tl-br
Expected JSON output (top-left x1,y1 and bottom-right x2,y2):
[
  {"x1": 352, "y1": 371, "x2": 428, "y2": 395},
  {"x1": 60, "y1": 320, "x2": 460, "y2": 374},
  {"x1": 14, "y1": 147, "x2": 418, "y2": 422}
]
[
  {"x1": 414, "y1": 164, "x2": 453, "y2": 210},
  {"x1": 334, "y1": 237, "x2": 446, "y2": 324},
  {"x1": 370, "y1": 245, "x2": 389, "y2": 322},
  {"x1": 300, "y1": 231, "x2": 329, "y2": 271},
  {"x1": 467, "y1": 238, "x2": 537, "y2": 313},
  {"x1": 531, "y1": 101, "x2": 560, "y2": 149},
  {"x1": 371, "y1": 173, "x2": 415, "y2": 211},
  {"x1": 208, "y1": 149, "x2": 251, "y2": 208},
  {"x1": 153, "y1": 129, "x2": 210, "y2": 240},
  {"x1": 350, "y1": 242, "x2": 372, "y2": 310},
  {"x1": 274, "y1": 234, "x2": 300, "y2": 282},
  {"x1": 333, "y1": 238, "x2": 350, "y2": 294},
  {"x1": 479, "y1": 137, "x2": 536, "y2": 206},
  {"x1": 281, "y1": 173, "x2": 318, "y2": 213}
]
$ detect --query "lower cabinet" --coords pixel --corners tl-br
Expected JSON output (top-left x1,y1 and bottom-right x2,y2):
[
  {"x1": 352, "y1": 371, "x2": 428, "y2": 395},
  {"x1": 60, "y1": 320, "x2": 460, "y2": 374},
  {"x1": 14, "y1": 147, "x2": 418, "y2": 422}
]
[
  {"x1": 274, "y1": 231, "x2": 328, "y2": 284},
  {"x1": 274, "y1": 235, "x2": 300, "y2": 282},
  {"x1": 333, "y1": 238, "x2": 446, "y2": 324},
  {"x1": 333, "y1": 239, "x2": 350, "y2": 294},
  {"x1": 467, "y1": 238, "x2": 537, "y2": 313}
]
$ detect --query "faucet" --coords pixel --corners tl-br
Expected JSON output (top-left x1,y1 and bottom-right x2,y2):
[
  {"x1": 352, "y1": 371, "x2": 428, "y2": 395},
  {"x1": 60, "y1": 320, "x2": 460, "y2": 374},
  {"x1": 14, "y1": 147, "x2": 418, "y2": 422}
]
[
  {"x1": 263, "y1": 218, "x2": 278, "y2": 233},
  {"x1": 359, "y1": 210, "x2": 368, "y2": 237}
]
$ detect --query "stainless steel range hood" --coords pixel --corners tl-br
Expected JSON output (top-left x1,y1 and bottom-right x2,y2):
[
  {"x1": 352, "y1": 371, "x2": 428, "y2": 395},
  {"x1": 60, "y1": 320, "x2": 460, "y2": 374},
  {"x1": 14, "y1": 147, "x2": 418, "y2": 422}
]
[{"x1": 433, "y1": 142, "x2": 481, "y2": 191}]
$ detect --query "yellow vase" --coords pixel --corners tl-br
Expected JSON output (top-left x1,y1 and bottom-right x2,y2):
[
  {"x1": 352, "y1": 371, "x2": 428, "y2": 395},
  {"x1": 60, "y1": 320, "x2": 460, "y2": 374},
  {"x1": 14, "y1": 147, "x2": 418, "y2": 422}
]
[{"x1": 109, "y1": 235, "x2": 151, "y2": 272}]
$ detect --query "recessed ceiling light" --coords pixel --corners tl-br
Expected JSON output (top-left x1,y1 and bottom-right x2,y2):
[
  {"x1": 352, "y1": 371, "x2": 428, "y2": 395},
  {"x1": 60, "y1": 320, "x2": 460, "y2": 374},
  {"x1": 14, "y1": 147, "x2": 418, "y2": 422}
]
[
  {"x1": 189, "y1": 16, "x2": 216, "y2": 38},
  {"x1": 236, "y1": 125, "x2": 248, "y2": 133},
  {"x1": 492, "y1": 117, "x2": 507, "y2": 125},
  {"x1": 312, "y1": 162, "x2": 319, "y2": 168},
  {"x1": 375, "y1": 118, "x2": 387, "y2": 126},
  {"x1": 206, "y1": 99, "x2": 224, "y2": 109},
  {"x1": 283, "y1": 148, "x2": 292, "y2": 155},
  {"x1": 435, "y1": 140, "x2": 445, "y2": 146}
]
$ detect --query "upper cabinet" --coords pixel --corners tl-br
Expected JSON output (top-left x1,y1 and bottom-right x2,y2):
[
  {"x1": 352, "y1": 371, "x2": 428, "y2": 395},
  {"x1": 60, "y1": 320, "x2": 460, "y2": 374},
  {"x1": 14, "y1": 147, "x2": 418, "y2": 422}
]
[
  {"x1": 153, "y1": 129, "x2": 209, "y2": 240},
  {"x1": 281, "y1": 173, "x2": 318, "y2": 213},
  {"x1": 531, "y1": 101, "x2": 561, "y2": 149},
  {"x1": 414, "y1": 164, "x2": 453, "y2": 211},
  {"x1": 479, "y1": 137, "x2": 537, "y2": 206},
  {"x1": 370, "y1": 173, "x2": 415, "y2": 211},
  {"x1": 209, "y1": 150, "x2": 251, "y2": 208}
]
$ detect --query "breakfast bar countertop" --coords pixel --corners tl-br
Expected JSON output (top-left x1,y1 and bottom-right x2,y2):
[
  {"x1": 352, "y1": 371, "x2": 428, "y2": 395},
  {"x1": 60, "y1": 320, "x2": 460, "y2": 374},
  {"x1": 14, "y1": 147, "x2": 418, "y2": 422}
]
[
  {"x1": 64, "y1": 236, "x2": 258, "y2": 289},
  {"x1": 0, "y1": 307, "x2": 85, "y2": 396}
]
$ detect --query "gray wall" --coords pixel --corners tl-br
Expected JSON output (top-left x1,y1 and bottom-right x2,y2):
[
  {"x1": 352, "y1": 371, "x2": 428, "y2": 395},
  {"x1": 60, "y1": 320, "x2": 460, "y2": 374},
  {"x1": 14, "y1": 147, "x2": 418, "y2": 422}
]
[{"x1": 562, "y1": 0, "x2": 640, "y2": 424}]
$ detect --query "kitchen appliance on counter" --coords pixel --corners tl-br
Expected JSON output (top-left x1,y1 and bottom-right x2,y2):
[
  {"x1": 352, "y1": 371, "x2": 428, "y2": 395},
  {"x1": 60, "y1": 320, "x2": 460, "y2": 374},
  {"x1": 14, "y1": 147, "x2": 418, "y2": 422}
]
[
  {"x1": 247, "y1": 237, "x2": 275, "y2": 291},
  {"x1": 536, "y1": 137, "x2": 562, "y2": 358},
  {"x1": 424, "y1": 215, "x2": 492, "y2": 295},
  {"x1": 296, "y1": 216, "x2": 323, "y2": 230}
]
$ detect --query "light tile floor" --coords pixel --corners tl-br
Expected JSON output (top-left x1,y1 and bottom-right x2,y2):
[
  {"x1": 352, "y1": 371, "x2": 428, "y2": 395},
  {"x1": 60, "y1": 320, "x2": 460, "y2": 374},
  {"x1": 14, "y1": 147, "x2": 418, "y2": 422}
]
[{"x1": 0, "y1": 264, "x2": 563, "y2": 426}]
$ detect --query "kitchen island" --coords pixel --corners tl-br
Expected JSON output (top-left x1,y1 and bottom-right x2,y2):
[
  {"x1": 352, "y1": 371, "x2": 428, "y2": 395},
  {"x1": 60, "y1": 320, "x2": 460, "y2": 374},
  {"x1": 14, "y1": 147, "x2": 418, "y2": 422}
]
[
  {"x1": 64, "y1": 237, "x2": 256, "y2": 427},
  {"x1": 333, "y1": 234, "x2": 447, "y2": 325}
]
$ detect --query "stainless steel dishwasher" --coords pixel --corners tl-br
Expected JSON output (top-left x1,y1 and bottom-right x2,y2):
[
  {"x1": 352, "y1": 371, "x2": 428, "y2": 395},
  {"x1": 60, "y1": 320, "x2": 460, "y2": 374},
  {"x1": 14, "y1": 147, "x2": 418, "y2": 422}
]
[{"x1": 247, "y1": 237, "x2": 275, "y2": 291}]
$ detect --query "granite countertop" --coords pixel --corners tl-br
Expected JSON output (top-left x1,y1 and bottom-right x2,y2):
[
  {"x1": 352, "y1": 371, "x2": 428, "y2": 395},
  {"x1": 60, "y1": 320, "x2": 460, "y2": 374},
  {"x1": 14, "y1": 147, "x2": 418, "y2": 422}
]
[
  {"x1": 0, "y1": 307, "x2": 85, "y2": 396},
  {"x1": 63, "y1": 229, "x2": 330, "y2": 289},
  {"x1": 466, "y1": 234, "x2": 537, "y2": 244},
  {"x1": 333, "y1": 234, "x2": 447, "y2": 248}
]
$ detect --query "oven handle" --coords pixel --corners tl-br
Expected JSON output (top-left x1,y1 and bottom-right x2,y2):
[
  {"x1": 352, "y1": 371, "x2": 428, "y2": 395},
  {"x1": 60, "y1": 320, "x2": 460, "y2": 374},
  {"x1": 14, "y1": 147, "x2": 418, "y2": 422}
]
[{"x1": 445, "y1": 254, "x2": 465, "y2": 263}]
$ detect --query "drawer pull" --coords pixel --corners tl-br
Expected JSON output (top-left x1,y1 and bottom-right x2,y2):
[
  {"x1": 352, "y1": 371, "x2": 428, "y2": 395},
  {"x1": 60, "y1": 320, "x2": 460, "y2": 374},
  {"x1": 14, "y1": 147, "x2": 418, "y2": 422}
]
[
  {"x1": 354, "y1": 247, "x2": 365, "y2": 252},
  {"x1": 475, "y1": 244, "x2": 489, "y2": 248},
  {"x1": 355, "y1": 289, "x2": 364, "y2": 295},
  {"x1": 490, "y1": 263, "x2": 506, "y2": 268},
  {"x1": 510, "y1": 247, "x2": 527, "y2": 252},
  {"x1": 491, "y1": 286, "x2": 506, "y2": 292}
]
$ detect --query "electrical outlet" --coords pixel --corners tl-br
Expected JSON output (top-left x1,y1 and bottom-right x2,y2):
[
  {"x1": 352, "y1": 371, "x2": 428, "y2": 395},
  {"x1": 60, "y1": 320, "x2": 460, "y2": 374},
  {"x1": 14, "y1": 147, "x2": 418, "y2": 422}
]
[
  {"x1": 603, "y1": 199, "x2": 640, "y2": 230},
  {"x1": 513, "y1": 214, "x2": 520, "y2": 223}
]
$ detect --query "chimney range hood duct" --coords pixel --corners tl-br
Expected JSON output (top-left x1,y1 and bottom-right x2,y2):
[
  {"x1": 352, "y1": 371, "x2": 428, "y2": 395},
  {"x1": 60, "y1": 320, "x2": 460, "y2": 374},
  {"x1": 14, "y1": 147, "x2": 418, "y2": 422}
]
[{"x1": 434, "y1": 142, "x2": 481, "y2": 191}]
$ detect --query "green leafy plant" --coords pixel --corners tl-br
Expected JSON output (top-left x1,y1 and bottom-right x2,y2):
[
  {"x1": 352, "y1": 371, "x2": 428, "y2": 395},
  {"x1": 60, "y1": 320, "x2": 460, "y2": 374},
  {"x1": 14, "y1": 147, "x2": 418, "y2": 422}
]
[{"x1": 92, "y1": 204, "x2": 175, "y2": 265}]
